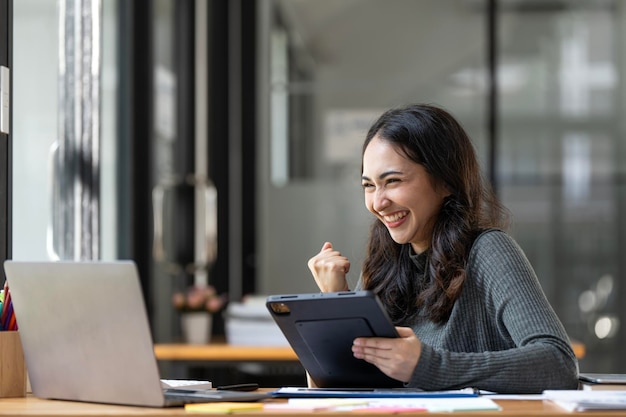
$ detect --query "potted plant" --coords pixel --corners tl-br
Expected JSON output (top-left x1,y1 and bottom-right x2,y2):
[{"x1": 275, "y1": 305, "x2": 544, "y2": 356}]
[{"x1": 172, "y1": 285, "x2": 227, "y2": 344}]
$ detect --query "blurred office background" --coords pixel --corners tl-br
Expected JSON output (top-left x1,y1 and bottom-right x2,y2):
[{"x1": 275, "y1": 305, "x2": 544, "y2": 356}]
[{"x1": 9, "y1": 0, "x2": 626, "y2": 375}]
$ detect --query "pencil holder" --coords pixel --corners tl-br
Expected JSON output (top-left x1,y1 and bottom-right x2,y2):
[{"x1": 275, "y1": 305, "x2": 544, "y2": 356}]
[{"x1": 0, "y1": 331, "x2": 26, "y2": 398}]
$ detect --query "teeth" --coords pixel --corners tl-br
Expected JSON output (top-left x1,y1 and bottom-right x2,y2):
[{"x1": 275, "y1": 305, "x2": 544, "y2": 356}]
[{"x1": 383, "y1": 212, "x2": 407, "y2": 223}]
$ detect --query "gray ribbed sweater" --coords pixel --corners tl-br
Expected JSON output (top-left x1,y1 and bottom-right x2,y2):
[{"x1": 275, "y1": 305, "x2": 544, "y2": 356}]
[{"x1": 393, "y1": 230, "x2": 579, "y2": 393}]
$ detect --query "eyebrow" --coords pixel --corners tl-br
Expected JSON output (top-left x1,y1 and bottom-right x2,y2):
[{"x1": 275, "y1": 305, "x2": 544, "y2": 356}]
[{"x1": 361, "y1": 170, "x2": 403, "y2": 181}]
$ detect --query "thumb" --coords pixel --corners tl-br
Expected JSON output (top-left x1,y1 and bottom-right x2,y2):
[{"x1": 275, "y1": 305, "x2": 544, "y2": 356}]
[
  {"x1": 396, "y1": 327, "x2": 416, "y2": 338},
  {"x1": 321, "y1": 242, "x2": 333, "y2": 251}
]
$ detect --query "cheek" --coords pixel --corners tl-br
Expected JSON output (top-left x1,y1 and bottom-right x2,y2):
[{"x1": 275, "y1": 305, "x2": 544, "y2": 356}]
[{"x1": 364, "y1": 194, "x2": 375, "y2": 213}]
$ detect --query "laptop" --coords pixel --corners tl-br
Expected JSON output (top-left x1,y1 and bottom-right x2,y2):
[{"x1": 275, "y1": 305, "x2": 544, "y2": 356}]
[{"x1": 3, "y1": 260, "x2": 268, "y2": 407}]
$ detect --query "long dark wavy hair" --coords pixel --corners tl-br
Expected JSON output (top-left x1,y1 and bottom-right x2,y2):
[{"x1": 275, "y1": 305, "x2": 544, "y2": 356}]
[{"x1": 360, "y1": 104, "x2": 510, "y2": 325}]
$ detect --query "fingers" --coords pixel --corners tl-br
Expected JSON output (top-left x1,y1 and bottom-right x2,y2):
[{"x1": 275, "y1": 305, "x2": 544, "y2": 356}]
[
  {"x1": 352, "y1": 337, "x2": 393, "y2": 359},
  {"x1": 307, "y1": 242, "x2": 350, "y2": 292},
  {"x1": 352, "y1": 327, "x2": 421, "y2": 383},
  {"x1": 310, "y1": 253, "x2": 350, "y2": 274},
  {"x1": 353, "y1": 327, "x2": 415, "y2": 349},
  {"x1": 313, "y1": 242, "x2": 348, "y2": 271}
]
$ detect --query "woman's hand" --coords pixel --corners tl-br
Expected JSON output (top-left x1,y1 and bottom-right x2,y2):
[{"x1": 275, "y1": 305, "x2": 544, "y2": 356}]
[
  {"x1": 352, "y1": 327, "x2": 421, "y2": 383},
  {"x1": 307, "y1": 242, "x2": 350, "y2": 293}
]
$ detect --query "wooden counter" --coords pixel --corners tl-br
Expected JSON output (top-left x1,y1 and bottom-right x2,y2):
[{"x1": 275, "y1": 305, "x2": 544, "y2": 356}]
[
  {"x1": 154, "y1": 342, "x2": 585, "y2": 362},
  {"x1": 154, "y1": 343, "x2": 298, "y2": 362}
]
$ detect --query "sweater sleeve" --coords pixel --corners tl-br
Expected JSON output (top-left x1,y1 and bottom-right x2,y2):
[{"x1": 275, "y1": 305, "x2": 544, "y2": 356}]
[{"x1": 406, "y1": 230, "x2": 579, "y2": 393}]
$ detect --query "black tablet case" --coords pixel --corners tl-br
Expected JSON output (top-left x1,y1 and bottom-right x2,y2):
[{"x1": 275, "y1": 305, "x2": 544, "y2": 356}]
[{"x1": 266, "y1": 291, "x2": 402, "y2": 388}]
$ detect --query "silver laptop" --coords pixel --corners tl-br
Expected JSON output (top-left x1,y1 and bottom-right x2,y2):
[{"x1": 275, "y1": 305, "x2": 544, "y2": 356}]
[{"x1": 3, "y1": 260, "x2": 268, "y2": 407}]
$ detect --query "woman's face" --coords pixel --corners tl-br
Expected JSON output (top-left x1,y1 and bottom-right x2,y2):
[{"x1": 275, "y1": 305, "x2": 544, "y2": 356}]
[{"x1": 362, "y1": 135, "x2": 450, "y2": 254}]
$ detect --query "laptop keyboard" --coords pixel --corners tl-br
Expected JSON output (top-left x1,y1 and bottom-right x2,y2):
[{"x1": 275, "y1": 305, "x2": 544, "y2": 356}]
[{"x1": 163, "y1": 388, "x2": 269, "y2": 405}]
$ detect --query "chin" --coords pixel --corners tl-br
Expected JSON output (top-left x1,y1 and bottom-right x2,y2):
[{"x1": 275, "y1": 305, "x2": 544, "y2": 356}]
[{"x1": 389, "y1": 235, "x2": 410, "y2": 245}]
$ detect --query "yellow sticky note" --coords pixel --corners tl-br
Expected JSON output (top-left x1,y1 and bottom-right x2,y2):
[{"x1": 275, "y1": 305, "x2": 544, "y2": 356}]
[{"x1": 184, "y1": 402, "x2": 264, "y2": 414}]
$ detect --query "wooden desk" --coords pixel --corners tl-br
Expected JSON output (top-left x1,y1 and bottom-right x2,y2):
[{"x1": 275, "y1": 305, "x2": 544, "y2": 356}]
[
  {"x1": 0, "y1": 395, "x2": 624, "y2": 417},
  {"x1": 154, "y1": 342, "x2": 585, "y2": 362}
]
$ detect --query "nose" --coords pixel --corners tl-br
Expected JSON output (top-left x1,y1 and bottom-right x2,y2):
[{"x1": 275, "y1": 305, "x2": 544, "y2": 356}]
[{"x1": 372, "y1": 188, "x2": 390, "y2": 213}]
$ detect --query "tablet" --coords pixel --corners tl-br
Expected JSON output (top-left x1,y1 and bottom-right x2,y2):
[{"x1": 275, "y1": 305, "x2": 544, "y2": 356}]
[
  {"x1": 265, "y1": 291, "x2": 402, "y2": 388},
  {"x1": 579, "y1": 373, "x2": 626, "y2": 384}
]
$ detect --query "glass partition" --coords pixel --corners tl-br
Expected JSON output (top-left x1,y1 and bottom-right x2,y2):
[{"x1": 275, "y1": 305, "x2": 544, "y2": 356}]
[
  {"x1": 258, "y1": 0, "x2": 626, "y2": 373},
  {"x1": 257, "y1": 0, "x2": 488, "y2": 294},
  {"x1": 497, "y1": 0, "x2": 624, "y2": 373}
]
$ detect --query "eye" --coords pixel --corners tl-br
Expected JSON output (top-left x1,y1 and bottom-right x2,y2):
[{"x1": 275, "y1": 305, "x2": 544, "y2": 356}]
[{"x1": 361, "y1": 181, "x2": 374, "y2": 190}]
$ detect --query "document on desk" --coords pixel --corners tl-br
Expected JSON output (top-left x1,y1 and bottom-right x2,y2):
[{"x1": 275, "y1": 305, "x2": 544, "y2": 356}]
[
  {"x1": 271, "y1": 386, "x2": 478, "y2": 398},
  {"x1": 543, "y1": 390, "x2": 626, "y2": 412},
  {"x1": 264, "y1": 397, "x2": 500, "y2": 413}
]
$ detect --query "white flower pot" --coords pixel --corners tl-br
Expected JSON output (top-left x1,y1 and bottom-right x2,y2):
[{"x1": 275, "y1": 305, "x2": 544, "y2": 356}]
[{"x1": 181, "y1": 312, "x2": 213, "y2": 344}]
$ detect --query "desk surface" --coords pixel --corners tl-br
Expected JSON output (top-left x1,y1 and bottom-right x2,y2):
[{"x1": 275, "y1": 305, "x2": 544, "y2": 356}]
[
  {"x1": 0, "y1": 394, "x2": 622, "y2": 417},
  {"x1": 154, "y1": 342, "x2": 586, "y2": 362}
]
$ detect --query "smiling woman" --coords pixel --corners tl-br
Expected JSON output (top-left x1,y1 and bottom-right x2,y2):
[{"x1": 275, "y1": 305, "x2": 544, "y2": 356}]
[{"x1": 307, "y1": 103, "x2": 579, "y2": 394}]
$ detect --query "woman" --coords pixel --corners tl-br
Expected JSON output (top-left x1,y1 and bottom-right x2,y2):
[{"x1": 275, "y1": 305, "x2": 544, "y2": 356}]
[{"x1": 307, "y1": 103, "x2": 579, "y2": 393}]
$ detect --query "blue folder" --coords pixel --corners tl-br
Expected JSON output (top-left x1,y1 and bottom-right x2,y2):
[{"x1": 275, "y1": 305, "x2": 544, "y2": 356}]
[{"x1": 271, "y1": 387, "x2": 478, "y2": 398}]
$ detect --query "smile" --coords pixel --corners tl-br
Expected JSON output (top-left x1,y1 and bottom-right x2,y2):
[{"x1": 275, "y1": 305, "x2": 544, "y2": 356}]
[{"x1": 382, "y1": 211, "x2": 408, "y2": 224}]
